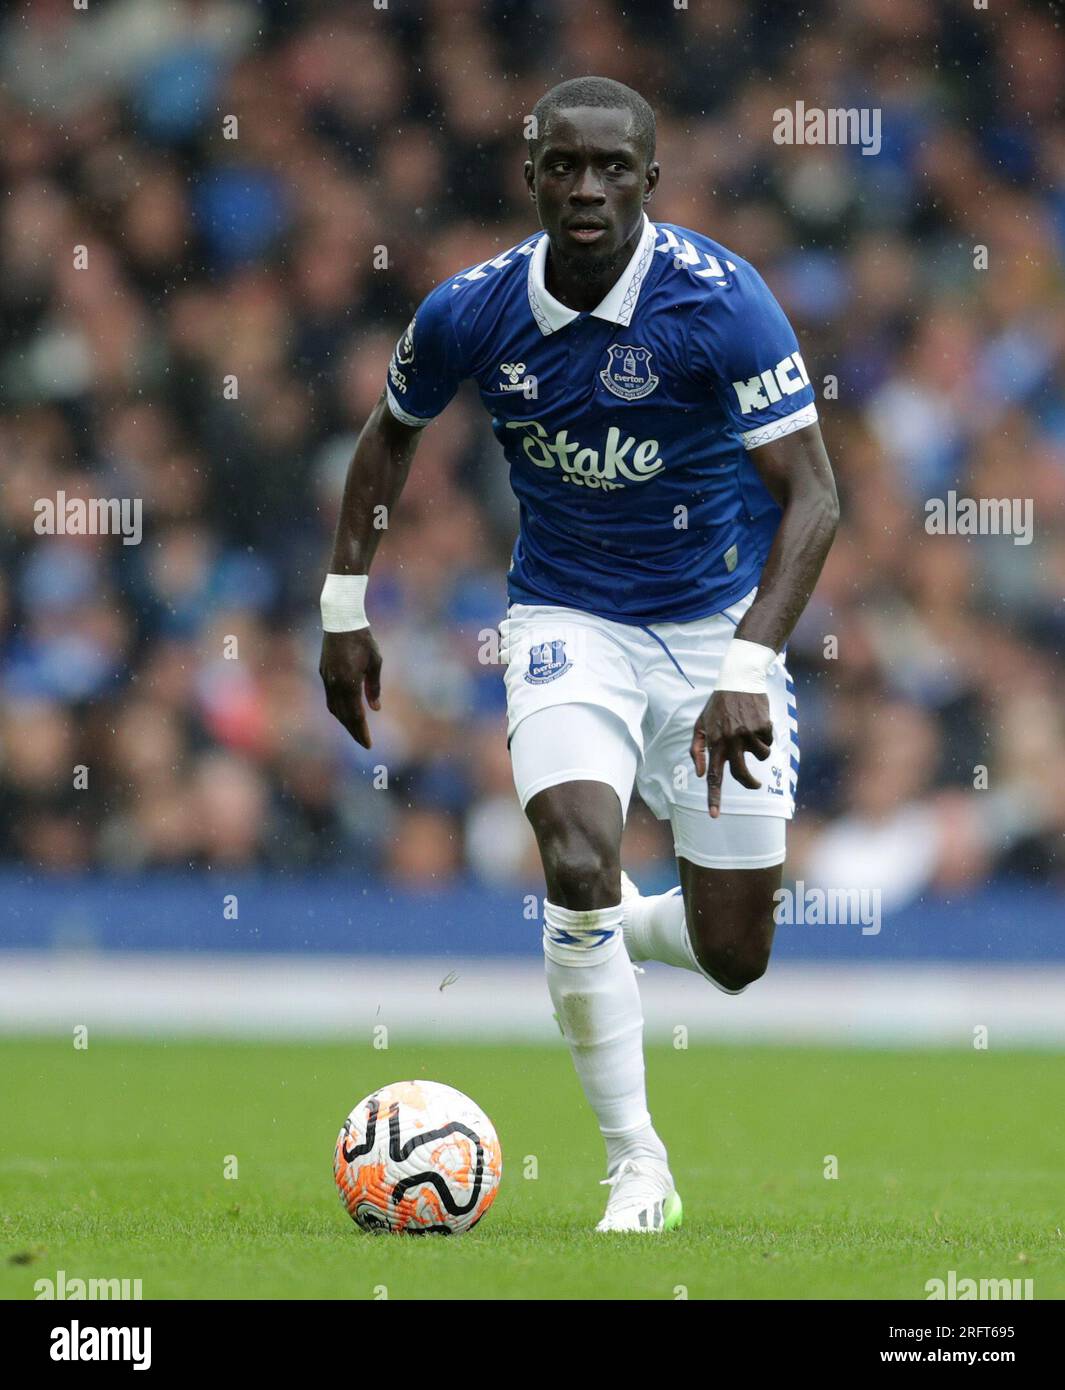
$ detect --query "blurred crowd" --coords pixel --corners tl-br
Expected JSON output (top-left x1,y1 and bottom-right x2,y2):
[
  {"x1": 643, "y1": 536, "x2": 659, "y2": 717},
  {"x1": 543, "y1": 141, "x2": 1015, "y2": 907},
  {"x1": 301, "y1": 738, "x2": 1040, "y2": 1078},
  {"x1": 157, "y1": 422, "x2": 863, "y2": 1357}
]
[{"x1": 1, "y1": 0, "x2": 1063, "y2": 902}]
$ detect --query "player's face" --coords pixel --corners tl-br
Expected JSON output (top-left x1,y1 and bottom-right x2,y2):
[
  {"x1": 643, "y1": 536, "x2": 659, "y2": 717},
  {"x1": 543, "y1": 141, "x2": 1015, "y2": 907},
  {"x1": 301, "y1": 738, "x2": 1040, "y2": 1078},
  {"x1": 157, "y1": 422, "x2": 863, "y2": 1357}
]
[{"x1": 525, "y1": 107, "x2": 658, "y2": 262}]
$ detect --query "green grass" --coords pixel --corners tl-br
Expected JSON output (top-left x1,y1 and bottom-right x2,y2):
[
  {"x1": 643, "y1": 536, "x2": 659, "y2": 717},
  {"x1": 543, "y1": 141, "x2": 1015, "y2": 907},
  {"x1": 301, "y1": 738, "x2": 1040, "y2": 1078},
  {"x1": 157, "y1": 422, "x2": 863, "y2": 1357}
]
[{"x1": 1, "y1": 1038, "x2": 1062, "y2": 1299}]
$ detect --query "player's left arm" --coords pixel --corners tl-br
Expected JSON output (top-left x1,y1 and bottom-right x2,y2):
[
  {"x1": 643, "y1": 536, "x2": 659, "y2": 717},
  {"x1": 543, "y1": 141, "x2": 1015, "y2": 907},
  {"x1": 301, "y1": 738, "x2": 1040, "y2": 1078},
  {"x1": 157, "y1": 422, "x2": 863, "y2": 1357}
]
[
  {"x1": 691, "y1": 422, "x2": 839, "y2": 817},
  {"x1": 733, "y1": 422, "x2": 838, "y2": 653},
  {"x1": 688, "y1": 263, "x2": 840, "y2": 816}
]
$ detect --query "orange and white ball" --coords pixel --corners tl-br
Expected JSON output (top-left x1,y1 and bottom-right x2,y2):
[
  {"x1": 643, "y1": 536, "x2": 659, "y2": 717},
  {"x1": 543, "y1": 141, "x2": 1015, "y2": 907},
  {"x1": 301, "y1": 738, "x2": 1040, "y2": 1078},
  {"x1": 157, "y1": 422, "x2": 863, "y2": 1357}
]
[{"x1": 334, "y1": 1080, "x2": 503, "y2": 1235}]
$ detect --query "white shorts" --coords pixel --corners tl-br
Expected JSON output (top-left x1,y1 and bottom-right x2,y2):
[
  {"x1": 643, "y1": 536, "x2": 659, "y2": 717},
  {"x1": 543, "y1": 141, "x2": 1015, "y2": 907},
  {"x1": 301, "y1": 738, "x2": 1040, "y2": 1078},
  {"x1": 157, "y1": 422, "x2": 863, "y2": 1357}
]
[{"x1": 502, "y1": 589, "x2": 797, "y2": 869}]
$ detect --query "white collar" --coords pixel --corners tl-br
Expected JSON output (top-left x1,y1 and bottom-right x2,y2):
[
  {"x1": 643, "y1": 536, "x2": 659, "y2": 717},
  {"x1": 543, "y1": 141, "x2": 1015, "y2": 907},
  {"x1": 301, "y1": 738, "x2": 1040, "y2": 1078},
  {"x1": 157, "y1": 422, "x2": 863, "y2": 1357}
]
[{"x1": 527, "y1": 212, "x2": 657, "y2": 335}]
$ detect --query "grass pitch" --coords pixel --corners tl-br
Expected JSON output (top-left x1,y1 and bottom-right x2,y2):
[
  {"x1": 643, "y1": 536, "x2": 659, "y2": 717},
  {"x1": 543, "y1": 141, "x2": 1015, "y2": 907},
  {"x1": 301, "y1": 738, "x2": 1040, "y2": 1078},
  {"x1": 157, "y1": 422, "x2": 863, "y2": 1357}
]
[{"x1": 1, "y1": 1037, "x2": 1061, "y2": 1300}]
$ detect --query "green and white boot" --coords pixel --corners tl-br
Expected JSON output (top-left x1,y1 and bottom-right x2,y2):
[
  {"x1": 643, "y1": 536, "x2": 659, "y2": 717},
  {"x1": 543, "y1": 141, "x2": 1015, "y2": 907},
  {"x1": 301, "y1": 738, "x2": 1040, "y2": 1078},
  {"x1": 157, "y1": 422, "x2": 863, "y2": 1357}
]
[{"x1": 596, "y1": 1157, "x2": 683, "y2": 1233}]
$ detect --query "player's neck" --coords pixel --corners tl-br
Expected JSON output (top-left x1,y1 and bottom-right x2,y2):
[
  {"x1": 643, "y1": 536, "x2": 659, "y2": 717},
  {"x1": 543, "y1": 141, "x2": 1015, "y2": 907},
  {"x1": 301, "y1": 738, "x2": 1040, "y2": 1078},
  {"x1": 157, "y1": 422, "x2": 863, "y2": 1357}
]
[{"x1": 544, "y1": 223, "x2": 643, "y2": 314}]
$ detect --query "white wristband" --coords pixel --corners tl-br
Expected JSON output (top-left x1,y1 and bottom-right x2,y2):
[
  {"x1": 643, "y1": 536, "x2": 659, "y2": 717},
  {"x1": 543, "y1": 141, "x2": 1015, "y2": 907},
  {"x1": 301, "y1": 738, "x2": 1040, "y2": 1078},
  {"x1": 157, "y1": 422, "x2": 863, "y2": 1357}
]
[
  {"x1": 716, "y1": 637, "x2": 777, "y2": 694},
  {"x1": 320, "y1": 573, "x2": 369, "y2": 632}
]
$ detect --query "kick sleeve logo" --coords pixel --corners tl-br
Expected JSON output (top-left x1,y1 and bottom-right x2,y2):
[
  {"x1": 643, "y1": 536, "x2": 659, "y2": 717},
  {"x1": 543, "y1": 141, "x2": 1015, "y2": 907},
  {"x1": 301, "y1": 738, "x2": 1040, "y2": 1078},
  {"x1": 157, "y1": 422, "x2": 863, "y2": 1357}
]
[{"x1": 732, "y1": 351, "x2": 810, "y2": 413}]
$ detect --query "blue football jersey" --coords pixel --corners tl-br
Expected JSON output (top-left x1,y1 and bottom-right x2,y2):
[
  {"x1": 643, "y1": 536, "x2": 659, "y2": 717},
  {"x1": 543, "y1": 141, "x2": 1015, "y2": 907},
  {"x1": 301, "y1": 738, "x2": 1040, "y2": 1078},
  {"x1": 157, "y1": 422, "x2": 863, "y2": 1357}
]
[{"x1": 385, "y1": 213, "x2": 817, "y2": 624}]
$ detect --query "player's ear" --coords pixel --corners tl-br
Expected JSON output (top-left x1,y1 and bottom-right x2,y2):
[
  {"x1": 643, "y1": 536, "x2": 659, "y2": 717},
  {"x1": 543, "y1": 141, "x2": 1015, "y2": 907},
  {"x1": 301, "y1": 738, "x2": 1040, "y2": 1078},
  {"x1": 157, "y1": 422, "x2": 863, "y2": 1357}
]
[
  {"x1": 644, "y1": 161, "x2": 660, "y2": 201},
  {"x1": 523, "y1": 159, "x2": 535, "y2": 199}
]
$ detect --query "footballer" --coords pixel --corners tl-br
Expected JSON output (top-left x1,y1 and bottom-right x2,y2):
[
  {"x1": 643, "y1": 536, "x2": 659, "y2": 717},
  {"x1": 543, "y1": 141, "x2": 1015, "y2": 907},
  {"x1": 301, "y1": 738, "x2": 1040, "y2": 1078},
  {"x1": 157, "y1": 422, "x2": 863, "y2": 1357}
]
[{"x1": 320, "y1": 77, "x2": 839, "y2": 1233}]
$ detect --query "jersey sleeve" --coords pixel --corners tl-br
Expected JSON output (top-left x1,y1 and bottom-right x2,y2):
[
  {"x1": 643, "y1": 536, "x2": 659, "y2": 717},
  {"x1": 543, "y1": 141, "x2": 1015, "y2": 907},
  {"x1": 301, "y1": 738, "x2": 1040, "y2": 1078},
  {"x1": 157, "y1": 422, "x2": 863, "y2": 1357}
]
[
  {"x1": 385, "y1": 279, "x2": 466, "y2": 427},
  {"x1": 690, "y1": 264, "x2": 818, "y2": 450}
]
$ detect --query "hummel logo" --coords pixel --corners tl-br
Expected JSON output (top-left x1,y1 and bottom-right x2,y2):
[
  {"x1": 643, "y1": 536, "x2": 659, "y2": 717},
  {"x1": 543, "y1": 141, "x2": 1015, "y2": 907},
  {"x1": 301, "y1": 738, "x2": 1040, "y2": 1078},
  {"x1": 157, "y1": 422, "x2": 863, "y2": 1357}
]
[{"x1": 498, "y1": 361, "x2": 535, "y2": 395}]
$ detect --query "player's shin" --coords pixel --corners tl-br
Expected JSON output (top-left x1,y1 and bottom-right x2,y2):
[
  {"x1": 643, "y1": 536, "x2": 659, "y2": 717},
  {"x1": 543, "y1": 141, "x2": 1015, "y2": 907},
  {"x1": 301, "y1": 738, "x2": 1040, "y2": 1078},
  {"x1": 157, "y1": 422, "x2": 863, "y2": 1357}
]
[{"x1": 542, "y1": 901, "x2": 668, "y2": 1174}]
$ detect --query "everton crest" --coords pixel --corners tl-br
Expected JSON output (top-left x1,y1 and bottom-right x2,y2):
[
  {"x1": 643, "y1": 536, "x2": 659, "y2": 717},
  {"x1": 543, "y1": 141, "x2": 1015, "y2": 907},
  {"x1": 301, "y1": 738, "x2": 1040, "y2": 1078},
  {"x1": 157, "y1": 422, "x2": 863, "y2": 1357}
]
[
  {"x1": 524, "y1": 638, "x2": 573, "y2": 685},
  {"x1": 599, "y1": 343, "x2": 659, "y2": 400}
]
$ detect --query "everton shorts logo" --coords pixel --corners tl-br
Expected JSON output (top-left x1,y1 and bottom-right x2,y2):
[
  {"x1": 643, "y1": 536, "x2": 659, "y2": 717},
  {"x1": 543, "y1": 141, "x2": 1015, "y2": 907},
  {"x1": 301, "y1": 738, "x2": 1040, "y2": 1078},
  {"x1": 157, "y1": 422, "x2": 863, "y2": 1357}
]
[
  {"x1": 599, "y1": 343, "x2": 659, "y2": 400},
  {"x1": 524, "y1": 638, "x2": 573, "y2": 684}
]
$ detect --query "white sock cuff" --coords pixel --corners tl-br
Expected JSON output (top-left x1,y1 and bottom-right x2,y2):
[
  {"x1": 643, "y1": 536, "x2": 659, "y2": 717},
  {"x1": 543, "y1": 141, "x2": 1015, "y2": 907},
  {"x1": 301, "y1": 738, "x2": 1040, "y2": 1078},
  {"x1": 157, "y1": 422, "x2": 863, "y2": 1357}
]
[
  {"x1": 543, "y1": 900, "x2": 624, "y2": 967},
  {"x1": 599, "y1": 1116, "x2": 654, "y2": 1138}
]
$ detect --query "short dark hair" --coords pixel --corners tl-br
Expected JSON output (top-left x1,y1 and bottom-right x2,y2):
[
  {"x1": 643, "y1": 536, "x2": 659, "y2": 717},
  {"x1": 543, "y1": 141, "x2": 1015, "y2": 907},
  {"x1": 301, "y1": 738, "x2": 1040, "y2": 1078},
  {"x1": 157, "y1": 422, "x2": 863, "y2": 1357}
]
[{"x1": 528, "y1": 76, "x2": 656, "y2": 166}]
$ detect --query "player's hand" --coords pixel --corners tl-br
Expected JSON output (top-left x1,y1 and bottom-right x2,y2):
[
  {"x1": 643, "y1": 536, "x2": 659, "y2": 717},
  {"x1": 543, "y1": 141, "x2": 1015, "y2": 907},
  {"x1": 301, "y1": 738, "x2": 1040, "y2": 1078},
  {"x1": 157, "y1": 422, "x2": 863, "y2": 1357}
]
[
  {"x1": 319, "y1": 629, "x2": 382, "y2": 749},
  {"x1": 690, "y1": 690, "x2": 773, "y2": 819}
]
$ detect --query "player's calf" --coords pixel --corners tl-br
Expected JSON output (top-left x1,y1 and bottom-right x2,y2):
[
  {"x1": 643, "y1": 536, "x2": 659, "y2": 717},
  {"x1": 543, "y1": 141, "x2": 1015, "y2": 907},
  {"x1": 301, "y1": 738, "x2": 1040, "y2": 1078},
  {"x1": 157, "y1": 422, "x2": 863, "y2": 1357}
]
[
  {"x1": 687, "y1": 931, "x2": 772, "y2": 994},
  {"x1": 623, "y1": 862, "x2": 780, "y2": 994},
  {"x1": 680, "y1": 860, "x2": 780, "y2": 993}
]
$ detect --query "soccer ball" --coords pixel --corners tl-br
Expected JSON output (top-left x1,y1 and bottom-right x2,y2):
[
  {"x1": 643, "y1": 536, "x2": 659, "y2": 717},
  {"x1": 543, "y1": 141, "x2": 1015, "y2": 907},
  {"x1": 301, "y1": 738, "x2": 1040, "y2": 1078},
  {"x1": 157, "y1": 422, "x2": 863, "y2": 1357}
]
[{"x1": 334, "y1": 1079, "x2": 502, "y2": 1235}]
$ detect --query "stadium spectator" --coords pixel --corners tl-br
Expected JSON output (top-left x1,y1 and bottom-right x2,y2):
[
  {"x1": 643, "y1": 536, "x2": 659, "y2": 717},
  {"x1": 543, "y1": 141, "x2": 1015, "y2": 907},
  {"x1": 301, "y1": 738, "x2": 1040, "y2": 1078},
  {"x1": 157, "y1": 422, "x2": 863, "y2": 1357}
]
[{"x1": 1, "y1": 0, "x2": 1061, "y2": 896}]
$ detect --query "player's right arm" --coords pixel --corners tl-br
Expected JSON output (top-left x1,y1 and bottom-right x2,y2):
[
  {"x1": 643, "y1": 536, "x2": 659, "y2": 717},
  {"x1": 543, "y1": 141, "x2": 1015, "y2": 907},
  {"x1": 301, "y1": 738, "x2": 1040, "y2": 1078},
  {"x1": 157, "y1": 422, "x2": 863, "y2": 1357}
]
[
  {"x1": 319, "y1": 284, "x2": 466, "y2": 748},
  {"x1": 318, "y1": 395, "x2": 423, "y2": 748}
]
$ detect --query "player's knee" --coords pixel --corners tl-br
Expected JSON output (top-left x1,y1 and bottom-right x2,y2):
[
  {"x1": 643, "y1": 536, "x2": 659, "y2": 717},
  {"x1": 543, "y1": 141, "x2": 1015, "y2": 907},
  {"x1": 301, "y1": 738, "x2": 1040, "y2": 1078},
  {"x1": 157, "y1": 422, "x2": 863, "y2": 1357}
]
[{"x1": 543, "y1": 834, "x2": 619, "y2": 910}]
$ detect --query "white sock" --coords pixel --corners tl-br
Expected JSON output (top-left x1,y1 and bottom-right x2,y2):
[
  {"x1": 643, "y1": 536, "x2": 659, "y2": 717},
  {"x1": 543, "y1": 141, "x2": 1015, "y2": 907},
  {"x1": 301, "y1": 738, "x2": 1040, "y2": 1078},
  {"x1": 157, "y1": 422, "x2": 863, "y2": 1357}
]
[
  {"x1": 623, "y1": 885, "x2": 746, "y2": 994},
  {"x1": 603, "y1": 1120, "x2": 668, "y2": 1175},
  {"x1": 543, "y1": 900, "x2": 667, "y2": 1171},
  {"x1": 623, "y1": 885, "x2": 697, "y2": 971}
]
